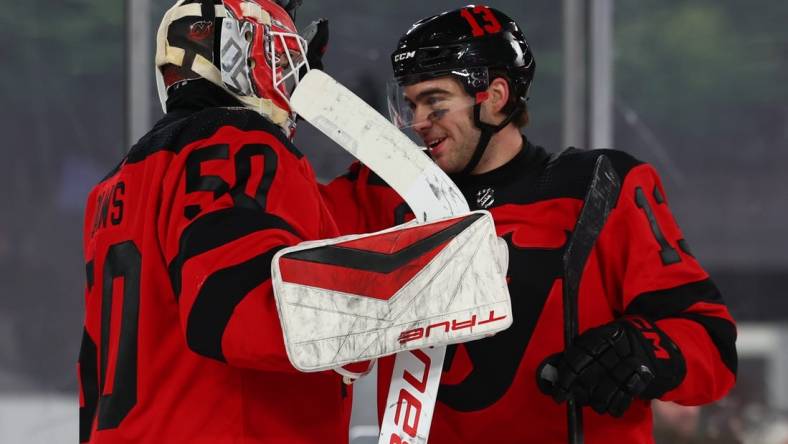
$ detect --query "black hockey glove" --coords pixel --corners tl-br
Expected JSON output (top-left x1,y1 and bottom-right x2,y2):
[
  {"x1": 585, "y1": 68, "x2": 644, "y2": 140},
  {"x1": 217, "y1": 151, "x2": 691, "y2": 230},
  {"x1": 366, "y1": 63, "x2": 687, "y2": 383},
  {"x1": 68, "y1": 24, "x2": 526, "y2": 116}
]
[
  {"x1": 275, "y1": 0, "x2": 302, "y2": 20},
  {"x1": 300, "y1": 18, "x2": 329, "y2": 75},
  {"x1": 537, "y1": 317, "x2": 686, "y2": 417}
]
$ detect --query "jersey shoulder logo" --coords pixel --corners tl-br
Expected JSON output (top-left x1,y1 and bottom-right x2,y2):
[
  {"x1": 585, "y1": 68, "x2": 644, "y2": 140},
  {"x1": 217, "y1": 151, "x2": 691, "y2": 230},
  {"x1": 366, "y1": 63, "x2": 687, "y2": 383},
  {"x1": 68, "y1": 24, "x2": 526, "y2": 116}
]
[{"x1": 475, "y1": 187, "x2": 495, "y2": 209}]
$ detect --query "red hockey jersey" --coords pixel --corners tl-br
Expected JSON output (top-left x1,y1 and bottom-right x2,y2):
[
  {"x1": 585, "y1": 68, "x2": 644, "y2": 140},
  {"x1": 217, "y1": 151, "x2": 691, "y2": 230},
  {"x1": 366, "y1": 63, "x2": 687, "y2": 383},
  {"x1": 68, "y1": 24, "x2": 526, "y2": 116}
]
[
  {"x1": 79, "y1": 100, "x2": 351, "y2": 443},
  {"x1": 321, "y1": 141, "x2": 737, "y2": 443}
]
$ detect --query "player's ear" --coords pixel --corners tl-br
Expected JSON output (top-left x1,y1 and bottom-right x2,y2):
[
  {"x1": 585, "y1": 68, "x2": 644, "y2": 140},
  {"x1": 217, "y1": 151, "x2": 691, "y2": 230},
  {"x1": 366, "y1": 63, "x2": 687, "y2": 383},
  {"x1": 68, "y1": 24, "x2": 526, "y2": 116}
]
[{"x1": 488, "y1": 77, "x2": 510, "y2": 116}]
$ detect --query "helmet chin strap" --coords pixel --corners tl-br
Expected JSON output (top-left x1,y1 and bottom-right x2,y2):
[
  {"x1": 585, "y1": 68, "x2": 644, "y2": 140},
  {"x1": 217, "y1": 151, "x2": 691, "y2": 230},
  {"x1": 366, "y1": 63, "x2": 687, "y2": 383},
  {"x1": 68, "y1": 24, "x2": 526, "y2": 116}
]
[{"x1": 458, "y1": 99, "x2": 522, "y2": 176}]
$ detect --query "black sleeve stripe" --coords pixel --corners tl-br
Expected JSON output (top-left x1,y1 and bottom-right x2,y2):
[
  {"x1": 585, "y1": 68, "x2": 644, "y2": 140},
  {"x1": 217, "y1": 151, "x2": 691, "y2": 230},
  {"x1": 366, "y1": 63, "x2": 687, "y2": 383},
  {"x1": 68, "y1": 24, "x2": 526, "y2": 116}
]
[
  {"x1": 79, "y1": 328, "x2": 98, "y2": 443},
  {"x1": 185, "y1": 245, "x2": 285, "y2": 362},
  {"x1": 653, "y1": 186, "x2": 666, "y2": 204},
  {"x1": 168, "y1": 207, "x2": 297, "y2": 299},
  {"x1": 624, "y1": 279, "x2": 723, "y2": 319},
  {"x1": 85, "y1": 261, "x2": 94, "y2": 291},
  {"x1": 343, "y1": 171, "x2": 359, "y2": 182},
  {"x1": 675, "y1": 313, "x2": 738, "y2": 376},
  {"x1": 625, "y1": 278, "x2": 738, "y2": 375},
  {"x1": 394, "y1": 202, "x2": 414, "y2": 226},
  {"x1": 677, "y1": 239, "x2": 694, "y2": 257}
]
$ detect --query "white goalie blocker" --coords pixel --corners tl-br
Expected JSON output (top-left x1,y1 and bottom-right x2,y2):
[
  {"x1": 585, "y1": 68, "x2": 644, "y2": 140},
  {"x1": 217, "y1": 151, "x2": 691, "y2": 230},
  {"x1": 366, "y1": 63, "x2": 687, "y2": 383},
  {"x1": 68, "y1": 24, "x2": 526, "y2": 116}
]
[{"x1": 271, "y1": 210, "x2": 511, "y2": 371}]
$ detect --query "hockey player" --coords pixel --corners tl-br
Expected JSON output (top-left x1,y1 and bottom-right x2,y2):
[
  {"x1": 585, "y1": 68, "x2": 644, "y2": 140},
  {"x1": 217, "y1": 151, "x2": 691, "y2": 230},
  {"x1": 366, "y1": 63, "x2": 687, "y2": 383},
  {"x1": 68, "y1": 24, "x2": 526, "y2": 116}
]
[
  {"x1": 325, "y1": 5, "x2": 738, "y2": 443},
  {"x1": 77, "y1": 1, "x2": 354, "y2": 442}
]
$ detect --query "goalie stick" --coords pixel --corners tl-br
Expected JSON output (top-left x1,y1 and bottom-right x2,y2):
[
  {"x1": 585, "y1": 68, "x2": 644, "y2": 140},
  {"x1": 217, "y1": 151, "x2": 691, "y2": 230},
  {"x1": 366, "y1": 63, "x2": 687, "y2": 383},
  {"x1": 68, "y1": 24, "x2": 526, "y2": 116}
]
[
  {"x1": 290, "y1": 70, "x2": 471, "y2": 444},
  {"x1": 550, "y1": 154, "x2": 621, "y2": 444}
]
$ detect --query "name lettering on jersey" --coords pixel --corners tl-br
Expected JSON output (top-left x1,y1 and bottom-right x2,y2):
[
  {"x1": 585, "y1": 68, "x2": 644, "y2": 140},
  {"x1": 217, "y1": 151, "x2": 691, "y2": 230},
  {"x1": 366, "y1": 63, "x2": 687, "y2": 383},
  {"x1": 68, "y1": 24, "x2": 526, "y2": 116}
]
[
  {"x1": 394, "y1": 51, "x2": 416, "y2": 62},
  {"x1": 398, "y1": 310, "x2": 507, "y2": 344},
  {"x1": 390, "y1": 349, "x2": 430, "y2": 443},
  {"x1": 91, "y1": 181, "x2": 125, "y2": 235}
]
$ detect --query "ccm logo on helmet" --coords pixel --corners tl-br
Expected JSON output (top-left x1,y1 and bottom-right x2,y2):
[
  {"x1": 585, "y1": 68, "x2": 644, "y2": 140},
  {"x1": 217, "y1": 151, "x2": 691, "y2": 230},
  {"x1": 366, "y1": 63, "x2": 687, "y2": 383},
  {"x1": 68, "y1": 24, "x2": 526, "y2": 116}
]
[
  {"x1": 398, "y1": 310, "x2": 507, "y2": 344},
  {"x1": 394, "y1": 51, "x2": 416, "y2": 62}
]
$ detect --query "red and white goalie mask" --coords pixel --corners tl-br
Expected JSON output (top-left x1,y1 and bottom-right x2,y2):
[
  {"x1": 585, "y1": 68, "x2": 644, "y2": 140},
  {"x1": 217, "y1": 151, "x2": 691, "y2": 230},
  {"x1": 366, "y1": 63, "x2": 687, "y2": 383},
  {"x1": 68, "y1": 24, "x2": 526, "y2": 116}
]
[{"x1": 155, "y1": 0, "x2": 309, "y2": 137}]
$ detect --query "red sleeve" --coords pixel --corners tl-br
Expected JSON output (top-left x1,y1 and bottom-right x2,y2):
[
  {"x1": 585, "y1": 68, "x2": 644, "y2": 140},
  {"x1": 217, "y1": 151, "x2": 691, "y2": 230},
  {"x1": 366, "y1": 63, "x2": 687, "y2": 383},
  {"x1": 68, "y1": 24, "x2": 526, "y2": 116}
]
[
  {"x1": 161, "y1": 123, "x2": 335, "y2": 373},
  {"x1": 597, "y1": 163, "x2": 736, "y2": 405},
  {"x1": 320, "y1": 162, "x2": 412, "y2": 235},
  {"x1": 319, "y1": 162, "x2": 368, "y2": 234}
]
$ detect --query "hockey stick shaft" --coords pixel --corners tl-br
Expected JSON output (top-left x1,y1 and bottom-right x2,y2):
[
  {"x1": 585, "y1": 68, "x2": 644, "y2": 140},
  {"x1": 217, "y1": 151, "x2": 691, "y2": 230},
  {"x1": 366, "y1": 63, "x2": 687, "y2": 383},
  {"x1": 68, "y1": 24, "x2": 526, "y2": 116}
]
[{"x1": 561, "y1": 155, "x2": 621, "y2": 444}]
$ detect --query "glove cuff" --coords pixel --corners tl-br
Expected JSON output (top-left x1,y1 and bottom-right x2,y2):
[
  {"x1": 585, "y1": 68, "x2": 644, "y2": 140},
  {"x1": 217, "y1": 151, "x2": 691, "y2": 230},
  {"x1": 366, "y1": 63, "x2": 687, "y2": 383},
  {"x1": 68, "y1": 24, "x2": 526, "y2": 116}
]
[{"x1": 622, "y1": 316, "x2": 686, "y2": 399}]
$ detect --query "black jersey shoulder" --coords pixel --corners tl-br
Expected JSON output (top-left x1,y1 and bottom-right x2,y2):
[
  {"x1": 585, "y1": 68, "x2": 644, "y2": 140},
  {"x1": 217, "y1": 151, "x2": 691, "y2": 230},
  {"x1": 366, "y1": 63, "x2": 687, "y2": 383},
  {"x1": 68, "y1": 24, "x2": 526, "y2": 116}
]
[
  {"x1": 99, "y1": 108, "x2": 301, "y2": 183},
  {"x1": 464, "y1": 147, "x2": 643, "y2": 208},
  {"x1": 172, "y1": 107, "x2": 303, "y2": 159},
  {"x1": 535, "y1": 148, "x2": 642, "y2": 200}
]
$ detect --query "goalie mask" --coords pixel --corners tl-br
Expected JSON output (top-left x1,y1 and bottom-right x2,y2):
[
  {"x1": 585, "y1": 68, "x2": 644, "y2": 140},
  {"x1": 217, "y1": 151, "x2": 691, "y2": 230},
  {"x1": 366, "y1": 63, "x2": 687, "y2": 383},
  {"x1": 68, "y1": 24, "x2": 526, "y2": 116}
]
[{"x1": 155, "y1": 0, "x2": 309, "y2": 137}]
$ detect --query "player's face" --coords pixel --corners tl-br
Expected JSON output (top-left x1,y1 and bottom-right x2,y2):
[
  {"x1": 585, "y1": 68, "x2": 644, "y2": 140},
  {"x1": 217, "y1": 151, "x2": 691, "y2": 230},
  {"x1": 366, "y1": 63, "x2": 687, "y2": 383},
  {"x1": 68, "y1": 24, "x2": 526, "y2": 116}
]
[{"x1": 403, "y1": 77, "x2": 480, "y2": 174}]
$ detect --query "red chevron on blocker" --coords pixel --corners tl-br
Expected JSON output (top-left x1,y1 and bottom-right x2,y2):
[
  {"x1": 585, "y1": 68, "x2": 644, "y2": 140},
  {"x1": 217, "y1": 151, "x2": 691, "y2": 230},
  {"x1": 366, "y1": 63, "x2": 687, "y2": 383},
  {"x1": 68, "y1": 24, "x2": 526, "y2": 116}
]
[{"x1": 278, "y1": 214, "x2": 480, "y2": 301}]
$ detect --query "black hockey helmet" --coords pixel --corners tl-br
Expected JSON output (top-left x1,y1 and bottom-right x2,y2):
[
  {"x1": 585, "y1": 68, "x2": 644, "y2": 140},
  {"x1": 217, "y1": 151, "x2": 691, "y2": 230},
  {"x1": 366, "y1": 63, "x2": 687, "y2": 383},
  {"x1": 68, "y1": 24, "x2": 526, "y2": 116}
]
[
  {"x1": 392, "y1": 5, "x2": 534, "y2": 111},
  {"x1": 390, "y1": 5, "x2": 535, "y2": 175}
]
